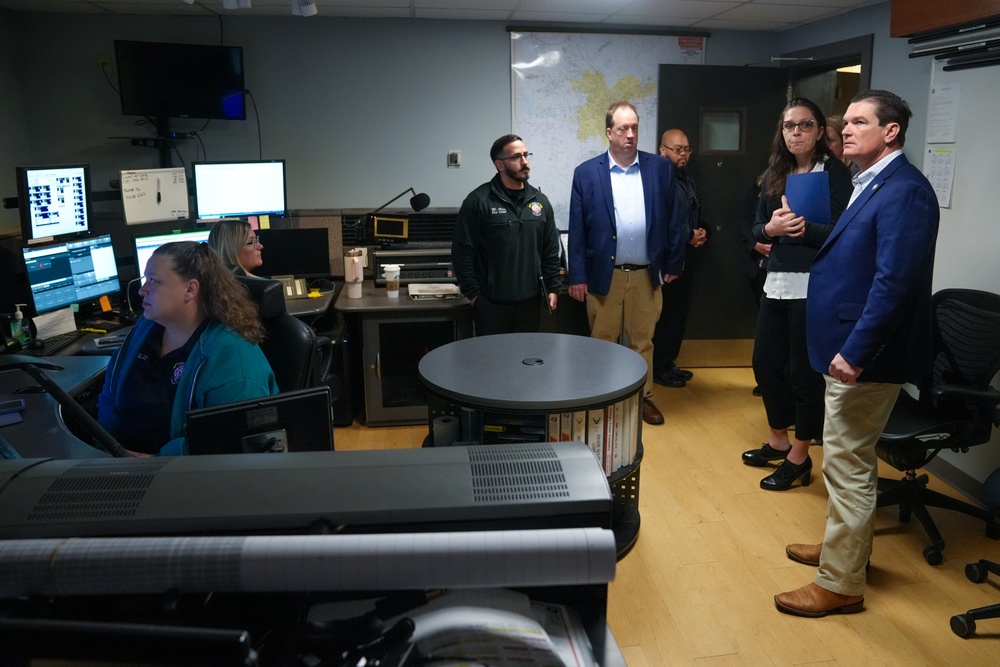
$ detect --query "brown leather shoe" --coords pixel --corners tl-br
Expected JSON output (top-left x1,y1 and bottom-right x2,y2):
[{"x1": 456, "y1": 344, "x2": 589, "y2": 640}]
[
  {"x1": 774, "y1": 582, "x2": 864, "y2": 617},
  {"x1": 786, "y1": 543, "x2": 821, "y2": 567},
  {"x1": 642, "y1": 399, "x2": 664, "y2": 425}
]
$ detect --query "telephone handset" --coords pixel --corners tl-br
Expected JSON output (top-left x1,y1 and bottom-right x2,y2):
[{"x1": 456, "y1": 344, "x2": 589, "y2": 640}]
[{"x1": 274, "y1": 275, "x2": 309, "y2": 299}]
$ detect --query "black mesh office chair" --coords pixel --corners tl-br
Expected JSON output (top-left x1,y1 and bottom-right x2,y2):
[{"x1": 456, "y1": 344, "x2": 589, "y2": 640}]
[
  {"x1": 875, "y1": 288, "x2": 1000, "y2": 565},
  {"x1": 951, "y1": 466, "x2": 1000, "y2": 637},
  {"x1": 236, "y1": 276, "x2": 337, "y2": 396}
]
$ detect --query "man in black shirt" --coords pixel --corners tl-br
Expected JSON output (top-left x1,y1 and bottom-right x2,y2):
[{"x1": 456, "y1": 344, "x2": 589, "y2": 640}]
[
  {"x1": 652, "y1": 129, "x2": 706, "y2": 388},
  {"x1": 452, "y1": 134, "x2": 561, "y2": 335}
]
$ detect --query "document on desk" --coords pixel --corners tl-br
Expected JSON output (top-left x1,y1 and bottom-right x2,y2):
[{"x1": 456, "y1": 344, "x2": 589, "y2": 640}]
[
  {"x1": 32, "y1": 306, "x2": 77, "y2": 338},
  {"x1": 0, "y1": 527, "x2": 617, "y2": 597}
]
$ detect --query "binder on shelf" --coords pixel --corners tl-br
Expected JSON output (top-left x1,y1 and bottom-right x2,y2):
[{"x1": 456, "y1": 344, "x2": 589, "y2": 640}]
[
  {"x1": 560, "y1": 412, "x2": 573, "y2": 441},
  {"x1": 612, "y1": 401, "x2": 624, "y2": 472},
  {"x1": 547, "y1": 413, "x2": 560, "y2": 442},
  {"x1": 602, "y1": 405, "x2": 615, "y2": 474},
  {"x1": 572, "y1": 411, "x2": 587, "y2": 443},
  {"x1": 587, "y1": 409, "x2": 604, "y2": 470}
]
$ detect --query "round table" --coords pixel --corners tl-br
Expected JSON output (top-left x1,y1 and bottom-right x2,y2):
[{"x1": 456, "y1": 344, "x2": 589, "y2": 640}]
[{"x1": 419, "y1": 332, "x2": 647, "y2": 555}]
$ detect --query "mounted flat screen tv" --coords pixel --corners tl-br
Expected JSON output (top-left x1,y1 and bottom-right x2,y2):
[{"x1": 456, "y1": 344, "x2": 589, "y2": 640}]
[{"x1": 114, "y1": 40, "x2": 246, "y2": 121}]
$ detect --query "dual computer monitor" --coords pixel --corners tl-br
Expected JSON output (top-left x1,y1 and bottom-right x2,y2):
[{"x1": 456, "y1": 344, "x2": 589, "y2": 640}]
[{"x1": 15, "y1": 160, "x2": 300, "y2": 317}]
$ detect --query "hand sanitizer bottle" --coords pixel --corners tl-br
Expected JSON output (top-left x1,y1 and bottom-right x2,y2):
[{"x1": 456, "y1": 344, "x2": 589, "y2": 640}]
[{"x1": 11, "y1": 304, "x2": 30, "y2": 346}]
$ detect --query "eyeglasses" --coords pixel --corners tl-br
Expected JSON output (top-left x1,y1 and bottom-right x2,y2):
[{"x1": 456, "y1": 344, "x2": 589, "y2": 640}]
[
  {"x1": 782, "y1": 119, "x2": 817, "y2": 133},
  {"x1": 245, "y1": 237, "x2": 261, "y2": 247},
  {"x1": 498, "y1": 152, "x2": 532, "y2": 162},
  {"x1": 664, "y1": 145, "x2": 692, "y2": 155}
]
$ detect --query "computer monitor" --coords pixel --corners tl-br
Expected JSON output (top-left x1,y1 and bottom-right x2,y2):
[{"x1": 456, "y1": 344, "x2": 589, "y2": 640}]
[
  {"x1": 256, "y1": 228, "x2": 331, "y2": 278},
  {"x1": 21, "y1": 235, "x2": 120, "y2": 315},
  {"x1": 16, "y1": 164, "x2": 93, "y2": 244},
  {"x1": 192, "y1": 160, "x2": 287, "y2": 220},
  {"x1": 115, "y1": 40, "x2": 246, "y2": 121},
  {"x1": 185, "y1": 386, "x2": 334, "y2": 455},
  {"x1": 133, "y1": 229, "x2": 211, "y2": 277}
]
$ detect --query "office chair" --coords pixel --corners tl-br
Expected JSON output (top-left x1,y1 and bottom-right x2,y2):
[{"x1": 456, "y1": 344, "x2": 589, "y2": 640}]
[
  {"x1": 950, "y1": 465, "x2": 1000, "y2": 637},
  {"x1": 875, "y1": 289, "x2": 1000, "y2": 566},
  {"x1": 236, "y1": 276, "x2": 337, "y2": 396}
]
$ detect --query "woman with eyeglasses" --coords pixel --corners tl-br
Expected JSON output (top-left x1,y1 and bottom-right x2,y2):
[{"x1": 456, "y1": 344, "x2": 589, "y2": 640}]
[
  {"x1": 97, "y1": 241, "x2": 278, "y2": 456},
  {"x1": 207, "y1": 218, "x2": 264, "y2": 276},
  {"x1": 741, "y1": 98, "x2": 853, "y2": 491}
]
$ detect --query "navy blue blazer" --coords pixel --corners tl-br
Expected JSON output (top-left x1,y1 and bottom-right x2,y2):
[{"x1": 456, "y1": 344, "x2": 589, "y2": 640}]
[
  {"x1": 806, "y1": 154, "x2": 940, "y2": 384},
  {"x1": 568, "y1": 150, "x2": 686, "y2": 294}
]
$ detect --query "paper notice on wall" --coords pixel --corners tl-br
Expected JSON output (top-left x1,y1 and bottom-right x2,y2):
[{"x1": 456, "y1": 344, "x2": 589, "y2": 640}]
[
  {"x1": 927, "y1": 81, "x2": 960, "y2": 144},
  {"x1": 924, "y1": 146, "x2": 956, "y2": 208}
]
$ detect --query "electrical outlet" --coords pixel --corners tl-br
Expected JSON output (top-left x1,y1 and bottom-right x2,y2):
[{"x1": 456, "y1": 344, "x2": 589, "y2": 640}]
[
  {"x1": 448, "y1": 150, "x2": 462, "y2": 168},
  {"x1": 97, "y1": 52, "x2": 113, "y2": 75}
]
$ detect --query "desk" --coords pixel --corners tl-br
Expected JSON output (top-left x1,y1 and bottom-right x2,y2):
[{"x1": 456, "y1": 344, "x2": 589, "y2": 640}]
[
  {"x1": 418, "y1": 333, "x2": 646, "y2": 555},
  {"x1": 0, "y1": 355, "x2": 110, "y2": 459},
  {"x1": 286, "y1": 289, "x2": 334, "y2": 321},
  {"x1": 335, "y1": 281, "x2": 472, "y2": 425}
]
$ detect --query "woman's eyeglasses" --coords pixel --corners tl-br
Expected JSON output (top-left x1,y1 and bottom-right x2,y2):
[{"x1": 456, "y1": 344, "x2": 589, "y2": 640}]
[
  {"x1": 782, "y1": 119, "x2": 817, "y2": 133},
  {"x1": 245, "y1": 237, "x2": 261, "y2": 248}
]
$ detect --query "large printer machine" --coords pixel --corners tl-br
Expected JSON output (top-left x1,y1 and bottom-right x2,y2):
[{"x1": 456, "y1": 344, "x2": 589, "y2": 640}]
[{"x1": 0, "y1": 443, "x2": 621, "y2": 666}]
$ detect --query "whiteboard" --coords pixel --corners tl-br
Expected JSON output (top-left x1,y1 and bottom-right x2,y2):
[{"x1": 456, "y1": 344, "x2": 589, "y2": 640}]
[{"x1": 120, "y1": 167, "x2": 190, "y2": 225}]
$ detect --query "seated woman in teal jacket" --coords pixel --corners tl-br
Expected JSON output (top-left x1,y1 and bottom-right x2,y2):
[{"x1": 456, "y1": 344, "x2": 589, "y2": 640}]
[{"x1": 97, "y1": 241, "x2": 278, "y2": 456}]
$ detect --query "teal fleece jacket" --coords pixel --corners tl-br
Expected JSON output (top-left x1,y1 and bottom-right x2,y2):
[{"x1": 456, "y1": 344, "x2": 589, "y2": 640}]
[{"x1": 97, "y1": 317, "x2": 278, "y2": 456}]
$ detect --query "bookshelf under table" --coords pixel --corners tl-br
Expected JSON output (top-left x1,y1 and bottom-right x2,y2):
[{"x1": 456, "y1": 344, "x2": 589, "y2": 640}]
[{"x1": 418, "y1": 332, "x2": 647, "y2": 556}]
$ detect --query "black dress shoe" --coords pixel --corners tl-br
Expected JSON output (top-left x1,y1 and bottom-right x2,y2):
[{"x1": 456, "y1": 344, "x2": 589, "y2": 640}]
[
  {"x1": 670, "y1": 365, "x2": 694, "y2": 381},
  {"x1": 760, "y1": 456, "x2": 812, "y2": 491},
  {"x1": 653, "y1": 370, "x2": 686, "y2": 388},
  {"x1": 752, "y1": 385, "x2": 762, "y2": 396},
  {"x1": 741, "y1": 443, "x2": 790, "y2": 467}
]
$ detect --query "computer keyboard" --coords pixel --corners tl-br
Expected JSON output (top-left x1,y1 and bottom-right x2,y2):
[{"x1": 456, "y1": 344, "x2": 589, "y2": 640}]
[{"x1": 21, "y1": 330, "x2": 86, "y2": 357}]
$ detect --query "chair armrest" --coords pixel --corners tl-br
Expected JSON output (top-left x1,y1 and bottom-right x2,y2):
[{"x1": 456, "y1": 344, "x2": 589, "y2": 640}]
[
  {"x1": 312, "y1": 335, "x2": 339, "y2": 401},
  {"x1": 931, "y1": 385, "x2": 1000, "y2": 406}
]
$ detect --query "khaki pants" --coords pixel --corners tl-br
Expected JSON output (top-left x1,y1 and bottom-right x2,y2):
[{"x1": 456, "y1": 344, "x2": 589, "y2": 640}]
[
  {"x1": 816, "y1": 376, "x2": 899, "y2": 596},
  {"x1": 586, "y1": 268, "x2": 662, "y2": 397}
]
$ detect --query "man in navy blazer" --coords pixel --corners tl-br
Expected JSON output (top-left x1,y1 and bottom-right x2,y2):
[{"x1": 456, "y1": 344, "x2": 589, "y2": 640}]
[
  {"x1": 777, "y1": 90, "x2": 940, "y2": 617},
  {"x1": 568, "y1": 101, "x2": 687, "y2": 425}
]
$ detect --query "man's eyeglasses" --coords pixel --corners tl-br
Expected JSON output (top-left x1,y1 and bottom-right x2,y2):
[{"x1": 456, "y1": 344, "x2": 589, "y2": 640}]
[
  {"x1": 664, "y1": 145, "x2": 692, "y2": 155},
  {"x1": 245, "y1": 237, "x2": 261, "y2": 247},
  {"x1": 498, "y1": 152, "x2": 532, "y2": 162},
  {"x1": 781, "y1": 119, "x2": 817, "y2": 133}
]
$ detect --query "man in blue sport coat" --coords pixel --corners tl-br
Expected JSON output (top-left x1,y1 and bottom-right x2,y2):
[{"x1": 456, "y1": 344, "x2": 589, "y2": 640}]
[
  {"x1": 568, "y1": 100, "x2": 687, "y2": 425},
  {"x1": 776, "y1": 90, "x2": 940, "y2": 617}
]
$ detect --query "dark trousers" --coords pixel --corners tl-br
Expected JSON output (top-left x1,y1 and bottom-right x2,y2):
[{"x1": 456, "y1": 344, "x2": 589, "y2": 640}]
[
  {"x1": 473, "y1": 294, "x2": 541, "y2": 336},
  {"x1": 652, "y1": 262, "x2": 694, "y2": 373},
  {"x1": 752, "y1": 296, "x2": 825, "y2": 441}
]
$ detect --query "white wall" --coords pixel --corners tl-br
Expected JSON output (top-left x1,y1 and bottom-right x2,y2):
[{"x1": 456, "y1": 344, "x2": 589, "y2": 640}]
[{"x1": 0, "y1": 13, "x2": 777, "y2": 238}]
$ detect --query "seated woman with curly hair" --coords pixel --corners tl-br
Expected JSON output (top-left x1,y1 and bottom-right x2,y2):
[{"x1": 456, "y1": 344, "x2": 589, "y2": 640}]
[{"x1": 97, "y1": 241, "x2": 277, "y2": 456}]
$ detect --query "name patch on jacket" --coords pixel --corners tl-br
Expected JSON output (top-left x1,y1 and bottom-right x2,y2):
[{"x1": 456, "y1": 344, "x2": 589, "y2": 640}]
[
  {"x1": 528, "y1": 202, "x2": 544, "y2": 217},
  {"x1": 171, "y1": 362, "x2": 185, "y2": 386},
  {"x1": 491, "y1": 206, "x2": 508, "y2": 215}
]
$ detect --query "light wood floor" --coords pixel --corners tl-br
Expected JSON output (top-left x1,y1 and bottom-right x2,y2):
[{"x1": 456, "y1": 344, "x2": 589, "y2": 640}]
[{"x1": 335, "y1": 367, "x2": 1000, "y2": 665}]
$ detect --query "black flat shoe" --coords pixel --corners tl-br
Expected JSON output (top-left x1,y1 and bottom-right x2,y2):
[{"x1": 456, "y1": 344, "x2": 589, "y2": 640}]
[
  {"x1": 742, "y1": 443, "x2": 790, "y2": 467},
  {"x1": 760, "y1": 456, "x2": 812, "y2": 491}
]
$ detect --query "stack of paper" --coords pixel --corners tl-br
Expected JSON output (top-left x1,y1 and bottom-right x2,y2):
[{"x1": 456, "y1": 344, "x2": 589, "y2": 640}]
[{"x1": 407, "y1": 283, "x2": 462, "y2": 300}]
